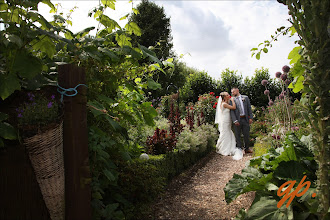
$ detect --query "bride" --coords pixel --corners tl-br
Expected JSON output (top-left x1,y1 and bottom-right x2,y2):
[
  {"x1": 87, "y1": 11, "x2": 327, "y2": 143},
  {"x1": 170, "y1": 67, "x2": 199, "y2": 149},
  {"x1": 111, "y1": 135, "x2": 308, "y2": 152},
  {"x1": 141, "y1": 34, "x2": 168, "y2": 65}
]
[{"x1": 214, "y1": 92, "x2": 243, "y2": 160}]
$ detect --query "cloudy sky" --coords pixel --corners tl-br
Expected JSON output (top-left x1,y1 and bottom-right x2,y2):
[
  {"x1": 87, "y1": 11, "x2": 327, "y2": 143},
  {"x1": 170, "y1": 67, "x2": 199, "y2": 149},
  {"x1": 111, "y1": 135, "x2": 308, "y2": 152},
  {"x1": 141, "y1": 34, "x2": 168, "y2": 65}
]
[{"x1": 39, "y1": 0, "x2": 299, "y2": 80}]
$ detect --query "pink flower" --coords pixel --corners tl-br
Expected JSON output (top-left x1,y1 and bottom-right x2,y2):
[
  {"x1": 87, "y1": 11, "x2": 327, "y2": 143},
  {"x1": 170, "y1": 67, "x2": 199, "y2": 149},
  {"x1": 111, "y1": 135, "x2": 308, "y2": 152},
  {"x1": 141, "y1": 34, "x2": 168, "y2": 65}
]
[
  {"x1": 264, "y1": 90, "x2": 270, "y2": 95},
  {"x1": 47, "y1": 102, "x2": 53, "y2": 108}
]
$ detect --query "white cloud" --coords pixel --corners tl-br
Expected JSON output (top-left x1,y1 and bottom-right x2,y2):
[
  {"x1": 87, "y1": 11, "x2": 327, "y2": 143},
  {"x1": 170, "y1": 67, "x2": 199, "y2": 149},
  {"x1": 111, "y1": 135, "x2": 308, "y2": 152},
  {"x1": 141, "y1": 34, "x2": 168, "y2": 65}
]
[{"x1": 38, "y1": 0, "x2": 299, "y2": 80}]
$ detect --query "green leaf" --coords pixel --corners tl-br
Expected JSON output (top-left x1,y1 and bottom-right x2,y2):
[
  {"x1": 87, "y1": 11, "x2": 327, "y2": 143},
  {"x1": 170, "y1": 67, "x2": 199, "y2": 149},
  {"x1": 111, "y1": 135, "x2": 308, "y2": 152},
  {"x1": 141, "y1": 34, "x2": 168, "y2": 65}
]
[
  {"x1": 98, "y1": 47, "x2": 119, "y2": 62},
  {"x1": 140, "y1": 102, "x2": 157, "y2": 126},
  {"x1": 75, "y1": 27, "x2": 95, "y2": 38},
  {"x1": 105, "y1": 115, "x2": 129, "y2": 140},
  {"x1": 88, "y1": 101, "x2": 106, "y2": 117},
  {"x1": 132, "y1": 8, "x2": 139, "y2": 15},
  {"x1": 101, "y1": 0, "x2": 115, "y2": 10},
  {"x1": 0, "y1": 112, "x2": 8, "y2": 122},
  {"x1": 256, "y1": 52, "x2": 261, "y2": 60},
  {"x1": 116, "y1": 34, "x2": 132, "y2": 48},
  {"x1": 288, "y1": 46, "x2": 302, "y2": 65},
  {"x1": 119, "y1": 13, "x2": 129, "y2": 21},
  {"x1": 139, "y1": 44, "x2": 161, "y2": 65},
  {"x1": 32, "y1": 35, "x2": 56, "y2": 58},
  {"x1": 0, "y1": 122, "x2": 17, "y2": 140},
  {"x1": 273, "y1": 161, "x2": 308, "y2": 181},
  {"x1": 263, "y1": 48, "x2": 268, "y2": 53},
  {"x1": 292, "y1": 75, "x2": 304, "y2": 93},
  {"x1": 147, "y1": 78, "x2": 161, "y2": 90},
  {"x1": 98, "y1": 14, "x2": 120, "y2": 32},
  {"x1": 125, "y1": 22, "x2": 141, "y2": 36},
  {"x1": 41, "y1": 0, "x2": 55, "y2": 11},
  {"x1": 245, "y1": 197, "x2": 293, "y2": 220},
  {"x1": 66, "y1": 20, "x2": 72, "y2": 26},
  {"x1": 0, "y1": 2, "x2": 8, "y2": 11},
  {"x1": 0, "y1": 73, "x2": 21, "y2": 100},
  {"x1": 12, "y1": 51, "x2": 42, "y2": 79},
  {"x1": 251, "y1": 48, "x2": 258, "y2": 51},
  {"x1": 224, "y1": 167, "x2": 264, "y2": 203},
  {"x1": 104, "y1": 169, "x2": 116, "y2": 181},
  {"x1": 4, "y1": 34, "x2": 23, "y2": 47}
]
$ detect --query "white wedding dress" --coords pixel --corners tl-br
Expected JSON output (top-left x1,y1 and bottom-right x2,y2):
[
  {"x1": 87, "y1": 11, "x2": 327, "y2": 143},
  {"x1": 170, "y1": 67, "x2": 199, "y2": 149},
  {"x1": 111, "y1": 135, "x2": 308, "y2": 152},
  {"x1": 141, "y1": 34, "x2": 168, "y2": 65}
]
[{"x1": 215, "y1": 100, "x2": 243, "y2": 160}]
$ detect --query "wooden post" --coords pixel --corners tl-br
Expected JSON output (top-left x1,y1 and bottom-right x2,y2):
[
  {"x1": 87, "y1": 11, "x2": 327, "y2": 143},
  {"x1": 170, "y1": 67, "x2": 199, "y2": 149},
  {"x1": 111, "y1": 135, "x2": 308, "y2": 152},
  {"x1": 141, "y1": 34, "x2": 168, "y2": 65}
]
[{"x1": 58, "y1": 64, "x2": 92, "y2": 220}]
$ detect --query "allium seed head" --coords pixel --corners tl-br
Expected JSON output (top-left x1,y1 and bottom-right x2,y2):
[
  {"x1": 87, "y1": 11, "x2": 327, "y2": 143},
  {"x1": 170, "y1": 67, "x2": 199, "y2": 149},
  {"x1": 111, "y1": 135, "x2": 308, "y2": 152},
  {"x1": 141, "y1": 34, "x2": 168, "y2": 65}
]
[
  {"x1": 269, "y1": 100, "x2": 274, "y2": 106},
  {"x1": 275, "y1": 72, "x2": 282, "y2": 78},
  {"x1": 285, "y1": 79, "x2": 291, "y2": 85},
  {"x1": 282, "y1": 65, "x2": 290, "y2": 73},
  {"x1": 264, "y1": 90, "x2": 270, "y2": 95},
  {"x1": 261, "y1": 80, "x2": 268, "y2": 86},
  {"x1": 280, "y1": 73, "x2": 287, "y2": 81}
]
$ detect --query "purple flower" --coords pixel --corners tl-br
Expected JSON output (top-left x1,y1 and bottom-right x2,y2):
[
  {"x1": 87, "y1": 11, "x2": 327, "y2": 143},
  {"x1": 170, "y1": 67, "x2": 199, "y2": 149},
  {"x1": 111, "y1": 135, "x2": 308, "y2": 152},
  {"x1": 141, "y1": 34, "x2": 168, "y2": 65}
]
[
  {"x1": 277, "y1": 135, "x2": 281, "y2": 140},
  {"x1": 51, "y1": 95, "x2": 55, "y2": 100},
  {"x1": 280, "y1": 73, "x2": 287, "y2": 81},
  {"x1": 29, "y1": 96, "x2": 34, "y2": 101},
  {"x1": 27, "y1": 92, "x2": 32, "y2": 97},
  {"x1": 261, "y1": 80, "x2": 268, "y2": 86},
  {"x1": 285, "y1": 79, "x2": 291, "y2": 85},
  {"x1": 264, "y1": 90, "x2": 270, "y2": 95},
  {"x1": 47, "y1": 102, "x2": 53, "y2": 108},
  {"x1": 16, "y1": 108, "x2": 20, "y2": 112},
  {"x1": 17, "y1": 113, "x2": 23, "y2": 118},
  {"x1": 272, "y1": 134, "x2": 276, "y2": 139},
  {"x1": 269, "y1": 100, "x2": 274, "y2": 106},
  {"x1": 282, "y1": 65, "x2": 290, "y2": 73},
  {"x1": 275, "y1": 72, "x2": 282, "y2": 78}
]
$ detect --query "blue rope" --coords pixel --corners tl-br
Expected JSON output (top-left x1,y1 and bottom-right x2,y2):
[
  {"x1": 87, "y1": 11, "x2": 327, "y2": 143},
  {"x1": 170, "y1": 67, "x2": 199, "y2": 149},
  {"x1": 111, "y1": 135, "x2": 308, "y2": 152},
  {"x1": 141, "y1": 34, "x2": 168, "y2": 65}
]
[{"x1": 57, "y1": 83, "x2": 88, "y2": 102}]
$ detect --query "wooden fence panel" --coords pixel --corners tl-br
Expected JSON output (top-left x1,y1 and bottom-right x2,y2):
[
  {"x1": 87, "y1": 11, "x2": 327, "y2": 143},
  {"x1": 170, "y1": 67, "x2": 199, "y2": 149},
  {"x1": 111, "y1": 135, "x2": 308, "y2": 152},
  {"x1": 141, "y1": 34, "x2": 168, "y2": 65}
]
[{"x1": 0, "y1": 145, "x2": 50, "y2": 220}]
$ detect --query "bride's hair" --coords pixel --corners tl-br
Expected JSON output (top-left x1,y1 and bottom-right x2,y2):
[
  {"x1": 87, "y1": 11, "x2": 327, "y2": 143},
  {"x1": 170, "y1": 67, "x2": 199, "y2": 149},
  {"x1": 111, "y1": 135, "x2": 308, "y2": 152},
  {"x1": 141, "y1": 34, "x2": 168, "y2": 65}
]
[{"x1": 219, "y1": 92, "x2": 227, "y2": 101}]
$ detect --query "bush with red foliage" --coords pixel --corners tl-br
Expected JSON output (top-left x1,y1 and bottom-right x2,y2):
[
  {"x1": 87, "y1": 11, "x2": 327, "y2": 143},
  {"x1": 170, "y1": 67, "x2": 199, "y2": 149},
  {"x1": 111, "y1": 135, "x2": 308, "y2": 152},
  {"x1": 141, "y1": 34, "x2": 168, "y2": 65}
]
[{"x1": 146, "y1": 128, "x2": 176, "y2": 155}]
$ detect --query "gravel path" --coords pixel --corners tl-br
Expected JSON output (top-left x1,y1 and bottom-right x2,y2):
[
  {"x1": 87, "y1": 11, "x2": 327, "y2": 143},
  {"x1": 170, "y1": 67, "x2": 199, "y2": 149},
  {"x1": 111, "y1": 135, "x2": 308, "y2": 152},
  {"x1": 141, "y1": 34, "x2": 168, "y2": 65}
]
[{"x1": 149, "y1": 151, "x2": 255, "y2": 220}]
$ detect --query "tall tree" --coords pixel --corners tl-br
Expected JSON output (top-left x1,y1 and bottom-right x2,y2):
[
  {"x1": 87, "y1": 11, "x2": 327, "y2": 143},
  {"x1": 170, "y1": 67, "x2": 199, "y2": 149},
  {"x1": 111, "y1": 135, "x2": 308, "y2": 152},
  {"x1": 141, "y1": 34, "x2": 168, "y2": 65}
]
[{"x1": 129, "y1": 0, "x2": 174, "y2": 61}]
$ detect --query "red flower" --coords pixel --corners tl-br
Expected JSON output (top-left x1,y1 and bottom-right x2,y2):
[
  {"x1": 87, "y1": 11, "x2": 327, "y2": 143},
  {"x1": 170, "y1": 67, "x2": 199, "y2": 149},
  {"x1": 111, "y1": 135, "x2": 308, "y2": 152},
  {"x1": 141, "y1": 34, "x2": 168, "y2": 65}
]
[
  {"x1": 229, "y1": 96, "x2": 231, "y2": 98},
  {"x1": 190, "y1": 107, "x2": 193, "y2": 110},
  {"x1": 216, "y1": 96, "x2": 219, "y2": 99},
  {"x1": 215, "y1": 102, "x2": 217, "y2": 105},
  {"x1": 213, "y1": 105, "x2": 216, "y2": 109},
  {"x1": 210, "y1": 92, "x2": 215, "y2": 96}
]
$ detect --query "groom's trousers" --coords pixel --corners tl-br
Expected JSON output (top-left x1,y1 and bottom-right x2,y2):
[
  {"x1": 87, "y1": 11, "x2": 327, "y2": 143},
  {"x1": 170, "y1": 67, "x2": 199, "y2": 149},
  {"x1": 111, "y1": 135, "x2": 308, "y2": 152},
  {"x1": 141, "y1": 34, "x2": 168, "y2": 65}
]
[{"x1": 234, "y1": 117, "x2": 250, "y2": 150}]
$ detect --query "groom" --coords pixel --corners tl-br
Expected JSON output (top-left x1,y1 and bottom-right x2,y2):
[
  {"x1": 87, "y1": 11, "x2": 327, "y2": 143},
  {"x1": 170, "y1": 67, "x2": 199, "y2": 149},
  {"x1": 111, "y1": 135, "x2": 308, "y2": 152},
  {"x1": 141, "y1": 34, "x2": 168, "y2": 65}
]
[{"x1": 230, "y1": 87, "x2": 253, "y2": 154}]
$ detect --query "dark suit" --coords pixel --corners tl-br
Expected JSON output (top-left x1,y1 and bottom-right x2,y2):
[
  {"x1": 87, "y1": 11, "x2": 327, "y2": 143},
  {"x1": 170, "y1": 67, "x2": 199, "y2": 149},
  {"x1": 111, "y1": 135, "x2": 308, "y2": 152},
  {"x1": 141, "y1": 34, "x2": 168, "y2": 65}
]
[{"x1": 230, "y1": 95, "x2": 253, "y2": 150}]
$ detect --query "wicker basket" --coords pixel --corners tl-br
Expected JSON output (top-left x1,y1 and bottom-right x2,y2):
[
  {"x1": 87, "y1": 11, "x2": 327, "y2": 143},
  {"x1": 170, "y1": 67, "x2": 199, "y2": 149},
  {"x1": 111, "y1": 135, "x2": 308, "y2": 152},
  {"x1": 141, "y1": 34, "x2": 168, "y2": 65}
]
[{"x1": 23, "y1": 121, "x2": 65, "y2": 220}]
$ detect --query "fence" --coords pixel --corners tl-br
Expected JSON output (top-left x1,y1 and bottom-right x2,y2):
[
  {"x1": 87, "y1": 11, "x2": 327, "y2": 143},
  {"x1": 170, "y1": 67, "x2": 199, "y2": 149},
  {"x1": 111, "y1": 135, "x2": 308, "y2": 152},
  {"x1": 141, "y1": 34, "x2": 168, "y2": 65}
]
[{"x1": 0, "y1": 64, "x2": 92, "y2": 220}]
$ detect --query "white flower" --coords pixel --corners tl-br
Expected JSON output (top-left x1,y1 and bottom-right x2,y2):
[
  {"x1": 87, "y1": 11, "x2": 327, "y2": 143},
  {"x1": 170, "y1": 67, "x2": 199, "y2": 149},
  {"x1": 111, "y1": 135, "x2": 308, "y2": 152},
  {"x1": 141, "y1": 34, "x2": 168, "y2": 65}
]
[{"x1": 139, "y1": 153, "x2": 149, "y2": 160}]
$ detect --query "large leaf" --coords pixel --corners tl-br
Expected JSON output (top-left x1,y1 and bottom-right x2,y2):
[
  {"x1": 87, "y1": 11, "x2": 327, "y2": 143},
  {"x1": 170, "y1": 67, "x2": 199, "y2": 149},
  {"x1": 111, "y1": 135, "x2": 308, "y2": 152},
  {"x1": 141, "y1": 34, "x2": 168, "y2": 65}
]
[
  {"x1": 147, "y1": 78, "x2": 161, "y2": 90},
  {"x1": 98, "y1": 15, "x2": 120, "y2": 32},
  {"x1": 3, "y1": 34, "x2": 23, "y2": 47},
  {"x1": 273, "y1": 161, "x2": 308, "y2": 181},
  {"x1": 105, "y1": 115, "x2": 129, "y2": 140},
  {"x1": 224, "y1": 167, "x2": 264, "y2": 203},
  {"x1": 139, "y1": 44, "x2": 161, "y2": 65},
  {"x1": 140, "y1": 102, "x2": 157, "y2": 126},
  {"x1": 124, "y1": 22, "x2": 141, "y2": 36},
  {"x1": 98, "y1": 47, "x2": 119, "y2": 62},
  {"x1": 0, "y1": 73, "x2": 21, "y2": 100},
  {"x1": 0, "y1": 122, "x2": 17, "y2": 140},
  {"x1": 32, "y1": 35, "x2": 56, "y2": 58},
  {"x1": 12, "y1": 51, "x2": 42, "y2": 79},
  {"x1": 101, "y1": 0, "x2": 115, "y2": 10},
  {"x1": 0, "y1": 112, "x2": 8, "y2": 122},
  {"x1": 288, "y1": 46, "x2": 302, "y2": 65},
  {"x1": 115, "y1": 34, "x2": 132, "y2": 48},
  {"x1": 75, "y1": 27, "x2": 95, "y2": 39},
  {"x1": 245, "y1": 196, "x2": 293, "y2": 220}
]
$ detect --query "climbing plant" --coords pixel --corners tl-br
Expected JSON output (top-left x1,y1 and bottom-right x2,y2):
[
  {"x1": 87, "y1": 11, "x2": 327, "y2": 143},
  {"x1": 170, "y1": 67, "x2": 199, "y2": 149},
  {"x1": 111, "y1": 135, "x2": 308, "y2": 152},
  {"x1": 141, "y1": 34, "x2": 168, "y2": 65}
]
[{"x1": 251, "y1": 0, "x2": 329, "y2": 219}]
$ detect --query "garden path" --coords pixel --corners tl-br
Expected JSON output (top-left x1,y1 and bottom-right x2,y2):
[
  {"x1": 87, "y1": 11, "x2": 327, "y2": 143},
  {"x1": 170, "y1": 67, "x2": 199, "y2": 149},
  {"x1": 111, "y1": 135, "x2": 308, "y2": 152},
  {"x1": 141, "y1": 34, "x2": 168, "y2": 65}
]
[{"x1": 149, "y1": 151, "x2": 255, "y2": 220}]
